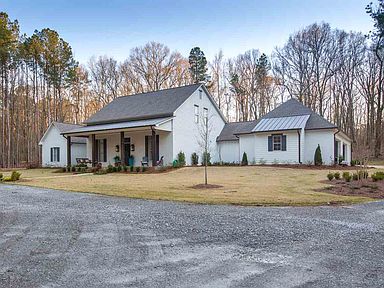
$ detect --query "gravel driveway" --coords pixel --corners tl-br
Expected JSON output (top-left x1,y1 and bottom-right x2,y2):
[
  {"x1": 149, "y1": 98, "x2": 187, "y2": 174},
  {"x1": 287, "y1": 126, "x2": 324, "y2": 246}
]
[{"x1": 0, "y1": 185, "x2": 383, "y2": 288}]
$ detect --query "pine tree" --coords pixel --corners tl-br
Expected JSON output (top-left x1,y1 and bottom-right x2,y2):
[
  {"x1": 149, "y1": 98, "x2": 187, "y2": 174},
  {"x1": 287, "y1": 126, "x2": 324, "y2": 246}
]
[
  {"x1": 314, "y1": 145, "x2": 323, "y2": 166},
  {"x1": 188, "y1": 47, "x2": 207, "y2": 83},
  {"x1": 241, "y1": 152, "x2": 248, "y2": 166}
]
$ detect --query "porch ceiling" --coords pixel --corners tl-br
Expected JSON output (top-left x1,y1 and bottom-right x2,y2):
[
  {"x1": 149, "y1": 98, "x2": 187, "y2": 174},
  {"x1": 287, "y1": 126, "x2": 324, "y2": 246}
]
[{"x1": 62, "y1": 117, "x2": 173, "y2": 136}]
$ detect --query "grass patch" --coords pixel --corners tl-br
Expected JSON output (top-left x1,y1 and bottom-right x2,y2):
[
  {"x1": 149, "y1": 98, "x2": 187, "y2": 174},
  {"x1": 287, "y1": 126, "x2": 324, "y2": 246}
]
[{"x1": 1, "y1": 166, "x2": 376, "y2": 206}]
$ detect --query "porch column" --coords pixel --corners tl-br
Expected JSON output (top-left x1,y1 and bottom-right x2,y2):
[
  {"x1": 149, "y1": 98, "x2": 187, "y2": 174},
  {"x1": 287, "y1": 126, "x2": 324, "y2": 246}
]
[
  {"x1": 67, "y1": 136, "x2": 71, "y2": 167},
  {"x1": 91, "y1": 134, "x2": 96, "y2": 167},
  {"x1": 120, "y1": 132, "x2": 125, "y2": 166},
  {"x1": 152, "y1": 128, "x2": 156, "y2": 166}
]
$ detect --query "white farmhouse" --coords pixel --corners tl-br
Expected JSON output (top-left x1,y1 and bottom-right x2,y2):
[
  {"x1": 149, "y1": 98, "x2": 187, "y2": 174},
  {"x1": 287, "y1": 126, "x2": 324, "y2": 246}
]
[
  {"x1": 46, "y1": 84, "x2": 225, "y2": 167},
  {"x1": 39, "y1": 84, "x2": 352, "y2": 167}
]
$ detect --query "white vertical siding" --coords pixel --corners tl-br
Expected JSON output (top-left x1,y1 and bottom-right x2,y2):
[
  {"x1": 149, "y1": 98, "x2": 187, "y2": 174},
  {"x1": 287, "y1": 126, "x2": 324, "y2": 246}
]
[
  {"x1": 304, "y1": 129, "x2": 335, "y2": 165},
  {"x1": 239, "y1": 134, "x2": 256, "y2": 163},
  {"x1": 173, "y1": 88, "x2": 226, "y2": 165},
  {"x1": 218, "y1": 141, "x2": 240, "y2": 163}
]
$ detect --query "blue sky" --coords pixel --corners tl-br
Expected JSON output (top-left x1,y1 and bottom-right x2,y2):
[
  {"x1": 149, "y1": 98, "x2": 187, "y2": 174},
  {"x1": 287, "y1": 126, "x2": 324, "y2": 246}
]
[{"x1": 3, "y1": 0, "x2": 374, "y2": 64}]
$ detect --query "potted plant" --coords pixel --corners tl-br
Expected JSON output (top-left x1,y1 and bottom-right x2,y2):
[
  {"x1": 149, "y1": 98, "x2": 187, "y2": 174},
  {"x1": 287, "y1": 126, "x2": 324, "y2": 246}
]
[{"x1": 113, "y1": 155, "x2": 121, "y2": 167}]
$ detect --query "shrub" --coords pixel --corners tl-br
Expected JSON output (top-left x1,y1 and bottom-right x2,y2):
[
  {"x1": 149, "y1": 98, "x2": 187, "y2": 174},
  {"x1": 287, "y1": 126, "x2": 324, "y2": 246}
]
[
  {"x1": 67, "y1": 165, "x2": 71, "y2": 172},
  {"x1": 135, "y1": 167, "x2": 140, "y2": 173},
  {"x1": 327, "y1": 172, "x2": 334, "y2": 181},
  {"x1": 357, "y1": 170, "x2": 369, "y2": 180},
  {"x1": 80, "y1": 167, "x2": 86, "y2": 173},
  {"x1": 241, "y1": 152, "x2": 248, "y2": 166},
  {"x1": 258, "y1": 158, "x2": 266, "y2": 165},
  {"x1": 76, "y1": 166, "x2": 81, "y2": 172},
  {"x1": 177, "y1": 151, "x2": 186, "y2": 166},
  {"x1": 2, "y1": 176, "x2": 13, "y2": 182},
  {"x1": 350, "y1": 160, "x2": 357, "y2": 166},
  {"x1": 0, "y1": 173, "x2": 3, "y2": 181},
  {"x1": 314, "y1": 145, "x2": 323, "y2": 166},
  {"x1": 142, "y1": 166, "x2": 147, "y2": 172},
  {"x1": 112, "y1": 166, "x2": 118, "y2": 173},
  {"x1": 10, "y1": 171, "x2": 21, "y2": 181},
  {"x1": 61, "y1": 167, "x2": 67, "y2": 172},
  {"x1": 123, "y1": 165, "x2": 128, "y2": 172},
  {"x1": 107, "y1": 164, "x2": 114, "y2": 173},
  {"x1": 94, "y1": 169, "x2": 107, "y2": 175},
  {"x1": 334, "y1": 172, "x2": 340, "y2": 180},
  {"x1": 130, "y1": 166, "x2": 134, "y2": 172},
  {"x1": 342, "y1": 172, "x2": 351, "y2": 182},
  {"x1": 71, "y1": 165, "x2": 76, "y2": 172},
  {"x1": 352, "y1": 173, "x2": 358, "y2": 181},
  {"x1": 172, "y1": 160, "x2": 179, "y2": 168},
  {"x1": 191, "y1": 152, "x2": 199, "y2": 165},
  {"x1": 371, "y1": 171, "x2": 384, "y2": 182},
  {"x1": 117, "y1": 165, "x2": 122, "y2": 172},
  {"x1": 202, "y1": 152, "x2": 211, "y2": 165}
]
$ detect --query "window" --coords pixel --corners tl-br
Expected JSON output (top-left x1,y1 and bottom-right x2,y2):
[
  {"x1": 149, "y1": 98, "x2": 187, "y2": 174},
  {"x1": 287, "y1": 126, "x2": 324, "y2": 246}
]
[
  {"x1": 203, "y1": 108, "x2": 208, "y2": 125},
  {"x1": 268, "y1": 134, "x2": 286, "y2": 151},
  {"x1": 194, "y1": 105, "x2": 199, "y2": 123},
  {"x1": 50, "y1": 147, "x2": 60, "y2": 162},
  {"x1": 272, "y1": 135, "x2": 282, "y2": 151},
  {"x1": 145, "y1": 135, "x2": 159, "y2": 161},
  {"x1": 199, "y1": 89, "x2": 203, "y2": 99},
  {"x1": 96, "y1": 139, "x2": 107, "y2": 162}
]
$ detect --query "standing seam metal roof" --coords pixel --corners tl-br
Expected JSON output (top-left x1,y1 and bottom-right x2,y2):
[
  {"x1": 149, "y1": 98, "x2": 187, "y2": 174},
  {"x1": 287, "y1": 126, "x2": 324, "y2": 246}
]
[{"x1": 217, "y1": 98, "x2": 338, "y2": 142}]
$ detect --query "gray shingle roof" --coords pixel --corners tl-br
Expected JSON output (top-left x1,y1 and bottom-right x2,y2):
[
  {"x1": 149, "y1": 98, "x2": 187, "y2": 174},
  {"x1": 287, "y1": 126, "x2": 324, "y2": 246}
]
[
  {"x1": 53, "y1": 122, "x2": 83, "y2": 133},
  {"x1": 217, "y1": 98, "x2": 337, "y2": 142},
  {"x1": 52, "y1": 122, "x2": 86, "y2": 144},
  {"x1": 84, "y1": 84, "x2": 202, "y2": 125},
  {"x1": 217, "y1": 120, "x2": 259, "y2": 141},
  {"x1": 263, "y1": 98, "x2": 336, "y2": 130}
]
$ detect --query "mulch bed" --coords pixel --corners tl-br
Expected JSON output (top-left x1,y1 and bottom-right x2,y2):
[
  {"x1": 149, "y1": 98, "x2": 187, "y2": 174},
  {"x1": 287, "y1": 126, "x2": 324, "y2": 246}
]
[
  {"x1": 190, "y1": 184, "x2": 223, "y2": 189},
  {"x1": 318, "y1": 179, "x2": 384, "y2": 199}
]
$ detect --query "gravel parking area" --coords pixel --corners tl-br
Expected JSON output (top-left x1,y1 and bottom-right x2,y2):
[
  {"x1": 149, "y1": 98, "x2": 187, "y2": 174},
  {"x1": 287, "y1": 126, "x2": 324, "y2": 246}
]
[{"x1": 0, "y1": 185, "x2": 383, "y2": 288}]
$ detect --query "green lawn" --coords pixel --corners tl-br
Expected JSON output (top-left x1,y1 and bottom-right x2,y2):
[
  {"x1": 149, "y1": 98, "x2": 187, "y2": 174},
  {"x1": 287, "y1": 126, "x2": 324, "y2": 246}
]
[{"x1": 1, "y1": 166, "x2": 376, "y2": 206}]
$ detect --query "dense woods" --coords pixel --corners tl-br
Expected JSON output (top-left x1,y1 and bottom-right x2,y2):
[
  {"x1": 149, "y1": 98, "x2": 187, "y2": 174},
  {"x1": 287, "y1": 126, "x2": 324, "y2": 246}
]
[{"x1": 1, "y1": 1, "x2": 384, "y2": 168}]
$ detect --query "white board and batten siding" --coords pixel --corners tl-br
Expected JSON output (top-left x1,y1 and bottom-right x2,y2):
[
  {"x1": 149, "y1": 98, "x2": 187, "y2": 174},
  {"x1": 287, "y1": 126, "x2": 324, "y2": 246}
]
[
  {"x1": 40, "y1": 125, "x2": 86, "y2": 167},
  {"x1": 303, "y1": 129, "x2": 335, "y2": 165},
  {"x1": 218, "y1": 141, "x2": 240, "y2": 164},
  {"x1": 172, "y1": 87, "x2": 226, "y2": 165}
]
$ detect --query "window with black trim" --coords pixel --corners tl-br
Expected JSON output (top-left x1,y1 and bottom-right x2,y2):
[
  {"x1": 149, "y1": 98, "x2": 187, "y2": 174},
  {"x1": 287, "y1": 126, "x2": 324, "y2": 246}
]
[
  {"x1": 96, "y1": 139, "x2": 107, "y2": 162},
  {"x1": 199, "y1": 89, "x2": 203, "y2": 99},
  {"x1": 203, "y1": 107, "x2": 208, "y2": 125},
  {"x1": 272, "y1": 135, "x2": 282, "y2": 151},
  {"x1": 50, "y1": 147, "x2": 60, "y2": 162},
  {"x1": 194, "y1": 105, "x2": 199, "y2": 123}
]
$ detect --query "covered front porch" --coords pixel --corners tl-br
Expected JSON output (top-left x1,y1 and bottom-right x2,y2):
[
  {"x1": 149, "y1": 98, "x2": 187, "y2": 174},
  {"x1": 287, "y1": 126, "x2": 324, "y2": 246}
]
[{"x1": 63, "y1": 117, "x2": 173, "y2": 167}]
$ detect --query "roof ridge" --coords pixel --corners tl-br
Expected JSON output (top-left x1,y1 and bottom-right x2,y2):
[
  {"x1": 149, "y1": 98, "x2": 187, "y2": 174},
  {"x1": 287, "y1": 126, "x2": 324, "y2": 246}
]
[{"x1": 117, "y1": 83, "x2": 202, "y2": 99}]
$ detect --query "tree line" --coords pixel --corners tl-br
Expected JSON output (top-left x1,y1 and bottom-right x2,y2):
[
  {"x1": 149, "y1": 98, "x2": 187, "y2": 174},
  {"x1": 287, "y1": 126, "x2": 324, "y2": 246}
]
[{"x1": 0, "y1": 1, "x2": 383, "y2": 167}]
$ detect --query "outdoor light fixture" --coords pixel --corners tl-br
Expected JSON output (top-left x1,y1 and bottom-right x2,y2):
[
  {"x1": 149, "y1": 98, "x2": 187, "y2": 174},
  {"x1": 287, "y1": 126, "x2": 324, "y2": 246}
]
[
  {"x1": 131, "y1": 144, "x2": 135, "y2": 152},
  {"x1": 115, "y1": 145, "x2": 119, "y2": 152}
]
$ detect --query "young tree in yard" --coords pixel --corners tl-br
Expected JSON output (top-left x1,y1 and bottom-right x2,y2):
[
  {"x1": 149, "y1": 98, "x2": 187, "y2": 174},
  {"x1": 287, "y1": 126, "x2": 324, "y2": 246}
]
[
  {"x1": 189, "y1": 47, "x2": 208, "y2": 83},
  {"x1": 197, "y1": 111, "x2": 213, "y2": 185}
]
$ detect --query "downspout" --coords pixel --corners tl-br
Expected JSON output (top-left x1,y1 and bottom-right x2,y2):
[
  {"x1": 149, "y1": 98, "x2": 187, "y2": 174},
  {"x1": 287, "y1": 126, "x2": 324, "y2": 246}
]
[{"x1": 297, "y1": 130, "x2": 301, "y2": 164}]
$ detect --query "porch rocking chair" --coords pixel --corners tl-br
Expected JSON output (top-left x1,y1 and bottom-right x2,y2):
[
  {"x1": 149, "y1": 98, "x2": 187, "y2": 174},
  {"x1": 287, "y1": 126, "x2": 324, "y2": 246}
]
[{"x1": 141, "y1": 156, "x2": 149, "y2": 166}]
